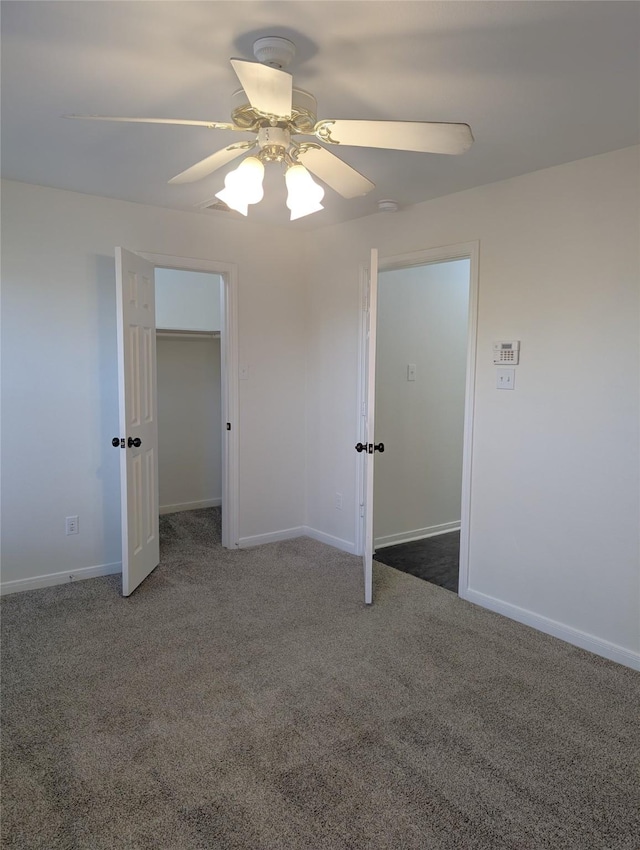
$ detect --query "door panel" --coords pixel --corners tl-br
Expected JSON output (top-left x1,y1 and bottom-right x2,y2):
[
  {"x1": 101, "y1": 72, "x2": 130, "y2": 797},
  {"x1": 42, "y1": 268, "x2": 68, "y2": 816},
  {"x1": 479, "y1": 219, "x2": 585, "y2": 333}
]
[{"x1": 115, "y1": 248, "x2": 159, "y2": 596}]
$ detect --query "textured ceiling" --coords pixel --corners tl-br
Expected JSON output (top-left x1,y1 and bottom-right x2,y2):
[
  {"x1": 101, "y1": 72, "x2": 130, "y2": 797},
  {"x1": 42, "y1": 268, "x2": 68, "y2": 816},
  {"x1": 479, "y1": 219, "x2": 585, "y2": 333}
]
[{"x1": 1, "y1": 1, "x2": 638, "y2": 229}]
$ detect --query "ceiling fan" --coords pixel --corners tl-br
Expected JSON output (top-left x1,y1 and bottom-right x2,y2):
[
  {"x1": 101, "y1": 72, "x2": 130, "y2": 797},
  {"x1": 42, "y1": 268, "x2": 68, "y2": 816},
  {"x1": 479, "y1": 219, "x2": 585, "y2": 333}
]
[{"x1": 66, "y1": 37, "x2": 474, "y2": 219}]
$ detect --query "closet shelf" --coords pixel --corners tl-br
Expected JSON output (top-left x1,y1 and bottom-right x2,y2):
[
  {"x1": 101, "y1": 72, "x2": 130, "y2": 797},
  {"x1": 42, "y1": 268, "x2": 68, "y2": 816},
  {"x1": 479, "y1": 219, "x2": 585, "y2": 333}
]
[{"x1": 156, "y1": 329, "x2": 220, "y2": 339}]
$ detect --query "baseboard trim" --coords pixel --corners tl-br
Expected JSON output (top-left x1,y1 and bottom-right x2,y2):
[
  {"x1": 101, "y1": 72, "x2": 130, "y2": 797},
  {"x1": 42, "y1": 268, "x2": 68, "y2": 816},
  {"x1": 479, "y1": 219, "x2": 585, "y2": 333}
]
[
  {"x1": 462, "y1": 588, "x2": 640, "y2": 671},
  {"x1": 238, "y1": 527, "x2": 306, "y2": 548},
  {"x1": 238, "y1": 526, "x2": 357, "y2": 555},
  {"x1": 375, "y1": 521, "x2": 460, "y2": 550},
  {"x1": 302, "y1": 527, "x2": 357, "y2": 555},
  {"x1": 160, "y1": 498, "x2": 221, "y2": 515},
  {"x1": 1, "y1": 562, "x2": 122, "y2": 596}
]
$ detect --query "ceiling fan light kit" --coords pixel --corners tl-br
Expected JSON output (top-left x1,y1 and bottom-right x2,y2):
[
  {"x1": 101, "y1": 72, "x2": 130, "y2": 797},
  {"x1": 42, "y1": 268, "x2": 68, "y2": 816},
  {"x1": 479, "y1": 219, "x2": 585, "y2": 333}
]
[
  {"x1": 215, "y1": 155, "x2": 265, "y2": 216},
  {"x1": 285, "y1": 164, "x2": 325, "y2": 220},
  {"x1": 65, "y1": 35, "x2": 473, "y2": 221}
]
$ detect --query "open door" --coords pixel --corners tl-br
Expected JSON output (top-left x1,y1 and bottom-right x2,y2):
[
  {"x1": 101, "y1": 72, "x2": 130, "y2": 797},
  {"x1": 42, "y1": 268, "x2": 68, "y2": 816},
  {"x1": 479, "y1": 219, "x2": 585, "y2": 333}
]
[
  {"x1": 361, "y1": 248, "x2": 379, "y2": 604},
  {"x1": 115, "y1": 248, "x2": 160, "y2": 596}
]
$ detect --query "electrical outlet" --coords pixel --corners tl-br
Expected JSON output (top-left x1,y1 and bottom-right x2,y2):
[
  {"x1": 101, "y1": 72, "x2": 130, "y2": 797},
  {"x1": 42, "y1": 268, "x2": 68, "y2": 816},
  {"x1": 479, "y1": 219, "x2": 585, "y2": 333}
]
[
  {"x1": 65, "y1": 516, "x2": 79, "y2": 535},
  {"x1": 335, "y1": 492, "x2": 343, "y2": 510}
]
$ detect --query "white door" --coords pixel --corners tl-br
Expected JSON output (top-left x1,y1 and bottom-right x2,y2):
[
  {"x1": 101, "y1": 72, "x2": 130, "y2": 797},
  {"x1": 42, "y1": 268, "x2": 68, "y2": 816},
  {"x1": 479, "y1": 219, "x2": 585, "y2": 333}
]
[
  {"x1": 361, "y1": 248, "x2": 379, "y2": 604},
  {"x1": 115, "y1": 248, "x2": 160, "y2": 596}
]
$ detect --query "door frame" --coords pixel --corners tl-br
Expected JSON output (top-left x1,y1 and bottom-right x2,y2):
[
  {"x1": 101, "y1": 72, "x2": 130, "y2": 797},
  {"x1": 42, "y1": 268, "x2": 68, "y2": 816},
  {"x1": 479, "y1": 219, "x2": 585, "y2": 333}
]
[
  {"x1": 356, "y1": 241, "x2": 479, "y2": 597},
  {"x1": 139, "y1": 251, "x2": 239, "y2": 549}
]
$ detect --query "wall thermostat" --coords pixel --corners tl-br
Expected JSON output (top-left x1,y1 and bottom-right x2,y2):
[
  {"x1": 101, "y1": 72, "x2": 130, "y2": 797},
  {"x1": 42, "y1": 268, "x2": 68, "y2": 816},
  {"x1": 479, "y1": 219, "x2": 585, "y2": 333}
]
[{"x1": 493, "y1": 340, "x2": 520, "y2": 364}]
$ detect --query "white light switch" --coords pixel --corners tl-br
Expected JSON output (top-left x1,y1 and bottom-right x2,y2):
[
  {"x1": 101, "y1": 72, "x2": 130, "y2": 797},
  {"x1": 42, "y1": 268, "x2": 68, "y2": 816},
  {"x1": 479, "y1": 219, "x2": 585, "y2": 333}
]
[
  {"x1": 407, "y1": 364, "x2": 416, "y2": 382},
  {"x1": 496, "y1": 368, "x2": 515, "y2": 390}
]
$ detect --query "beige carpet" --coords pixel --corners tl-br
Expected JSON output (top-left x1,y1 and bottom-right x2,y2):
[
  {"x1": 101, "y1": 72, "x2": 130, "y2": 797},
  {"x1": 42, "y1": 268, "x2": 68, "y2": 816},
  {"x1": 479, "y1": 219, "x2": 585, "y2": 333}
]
[{"x1": 1, "y1": 508, "x2": 638, "y2": 849}]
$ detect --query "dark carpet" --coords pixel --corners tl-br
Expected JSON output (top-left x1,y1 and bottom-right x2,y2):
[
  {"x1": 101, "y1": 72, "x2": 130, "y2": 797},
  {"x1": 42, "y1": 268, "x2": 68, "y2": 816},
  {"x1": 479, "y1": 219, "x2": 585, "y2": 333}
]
[
  {"x1": 2, "y1": 508, "x2": 639, "y2": 849},
  {"x1": 375, "y1": 530, "x2": 460, "y2": 592}
]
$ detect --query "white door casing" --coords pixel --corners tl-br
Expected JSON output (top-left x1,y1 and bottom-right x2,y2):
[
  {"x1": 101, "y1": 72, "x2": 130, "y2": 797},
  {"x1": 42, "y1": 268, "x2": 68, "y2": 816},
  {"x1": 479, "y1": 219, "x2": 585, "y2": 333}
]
[
  {"x1": 362, "y1": 248, "x2": 379, "y2": 605},
  {"x1": 115, "y1": 248, "x2": 160, "y2": 596}
]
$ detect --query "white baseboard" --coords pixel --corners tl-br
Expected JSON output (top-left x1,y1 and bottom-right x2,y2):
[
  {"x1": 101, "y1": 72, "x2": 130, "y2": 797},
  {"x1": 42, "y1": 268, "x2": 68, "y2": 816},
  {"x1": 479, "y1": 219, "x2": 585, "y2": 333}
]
[
  {"x1": 160, "y1": 497, "x2": 221, "y2": 515},
  {"x1": 238, "y1": 525, "x2": 357, "y2": 555},
  {"x1": 462, "y1": 588, "x2": 640, "y2": 671},
  {"x1": 303, "y1": 527, "x2": 357, "y2": 555},
  {"x1": 238, "y1": 526, "x2": 306, "y2": 548},
  {"x1": 1, "y1": 562, "x2": 122, "y2": 596},
  {"x1": 375, "y1": 521, "x2": 460, "y2": 550}
]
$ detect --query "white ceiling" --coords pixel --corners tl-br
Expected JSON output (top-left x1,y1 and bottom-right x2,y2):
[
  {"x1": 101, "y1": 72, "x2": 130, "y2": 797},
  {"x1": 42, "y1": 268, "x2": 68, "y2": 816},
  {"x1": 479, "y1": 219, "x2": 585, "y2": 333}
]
[{"x1": 2, "y1": 1, "x2": 638, "y2": 230}]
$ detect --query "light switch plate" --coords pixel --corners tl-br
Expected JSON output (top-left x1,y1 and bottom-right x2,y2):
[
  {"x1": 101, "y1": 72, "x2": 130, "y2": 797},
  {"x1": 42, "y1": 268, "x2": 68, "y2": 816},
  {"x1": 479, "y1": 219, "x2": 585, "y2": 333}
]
[{"x1": 496, "y1": 368, "x2": 515, "y2": 390}]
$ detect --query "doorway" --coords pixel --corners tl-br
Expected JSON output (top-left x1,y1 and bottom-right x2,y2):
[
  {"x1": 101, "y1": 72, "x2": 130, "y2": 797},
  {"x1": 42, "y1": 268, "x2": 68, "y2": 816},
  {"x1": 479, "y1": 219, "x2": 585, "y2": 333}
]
[
  {"x1": 373, "y1": 258, "x2": 471, "y2": 594},
  {"x1": 356, "y1": 242, "x2": 478, "y2": 602},
  {"x1": 135, "y1": 251, "x2": 239, "y2": 552},
  {"x1": 155, "y1": 268, "x2": 224, "y2": 522}
]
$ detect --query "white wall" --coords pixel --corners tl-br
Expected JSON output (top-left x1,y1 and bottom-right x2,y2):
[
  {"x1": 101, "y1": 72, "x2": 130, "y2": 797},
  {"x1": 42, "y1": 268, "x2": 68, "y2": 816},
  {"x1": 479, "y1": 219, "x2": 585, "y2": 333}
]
[
  {"x1": 157, "y1": 335, "x2": 221, "y2": 514},
  {"x1": 374, "y1": 260, "x2": 470, "y2": 546},
  {"x1": 2, "y1": 147, "x2": 638, "y2": 669},
  {"x1": 0, "y1": 180, "x2": 307, "y2": 590},
  {"x1": 304, "y1": 146, "x2": 640, "y2": 667},
  {"x1": 155, "y1": 268, "x2": 221, "y2": 332}
]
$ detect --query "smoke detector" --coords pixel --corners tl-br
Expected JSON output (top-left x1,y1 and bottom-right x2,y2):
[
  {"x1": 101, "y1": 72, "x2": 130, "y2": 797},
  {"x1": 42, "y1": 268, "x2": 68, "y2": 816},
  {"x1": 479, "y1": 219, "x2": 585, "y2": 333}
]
[
  {"x1": 253, "y1": 37, "x2": 296, "y2": 69},
  {"x1": 377, "y1": 199, "x2": 399, "y2": 213}
]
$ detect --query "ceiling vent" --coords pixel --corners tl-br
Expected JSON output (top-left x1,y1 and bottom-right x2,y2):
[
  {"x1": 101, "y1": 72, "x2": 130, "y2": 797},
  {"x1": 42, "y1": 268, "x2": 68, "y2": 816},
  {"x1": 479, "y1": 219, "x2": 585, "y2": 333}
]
[{"x1": 202, "y1": 200, "x2": 233, "y2": 212}]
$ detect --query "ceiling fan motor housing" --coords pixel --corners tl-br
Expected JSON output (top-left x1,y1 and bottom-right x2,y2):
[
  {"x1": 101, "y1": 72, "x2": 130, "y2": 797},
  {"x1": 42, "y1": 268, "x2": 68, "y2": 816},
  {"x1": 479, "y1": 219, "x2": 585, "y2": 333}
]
[{"x1": 231, "y1": 87, "x2": 317, "y2": 133}]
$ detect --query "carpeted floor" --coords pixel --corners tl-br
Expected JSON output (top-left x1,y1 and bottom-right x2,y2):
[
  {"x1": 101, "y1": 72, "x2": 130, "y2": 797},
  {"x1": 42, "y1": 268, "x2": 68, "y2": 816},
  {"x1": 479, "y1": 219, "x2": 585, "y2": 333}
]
[
  {"x1": 1, "y1": 507, "x2": 639, "y2": 849},
  {"x1": 374, "y1": 531, "x2": 460, "y2": 592}
]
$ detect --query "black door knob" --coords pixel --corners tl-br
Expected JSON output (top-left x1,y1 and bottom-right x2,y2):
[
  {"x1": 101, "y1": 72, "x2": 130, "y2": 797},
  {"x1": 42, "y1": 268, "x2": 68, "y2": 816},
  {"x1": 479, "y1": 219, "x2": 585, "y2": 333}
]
[
  {"x1": 355, "y1": 442, "x2": 366, "y2": 453},
  {"x1": 128, "y1": 437, "x2": 142, "y2": 448},
  {"x1": 374, "y1": 442, "x2": 385, "y2": 453},
  {"x1": 112, "y1": 437, "x2": 121, "y2": 447}
]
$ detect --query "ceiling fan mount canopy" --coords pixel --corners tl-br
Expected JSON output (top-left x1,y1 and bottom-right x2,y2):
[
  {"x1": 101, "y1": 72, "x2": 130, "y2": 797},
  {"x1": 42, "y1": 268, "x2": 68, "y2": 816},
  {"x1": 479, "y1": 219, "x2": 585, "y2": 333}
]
[{"x1": 252, "y1": 36, "x2": 296, "y2": 70}]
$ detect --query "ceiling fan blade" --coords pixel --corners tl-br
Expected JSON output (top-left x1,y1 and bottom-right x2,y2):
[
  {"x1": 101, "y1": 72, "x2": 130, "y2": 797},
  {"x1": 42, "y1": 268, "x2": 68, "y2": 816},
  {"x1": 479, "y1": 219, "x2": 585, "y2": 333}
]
[
  {"x1": 315, "y1": 119, "x2": 474, "y2": 155},
  {"x1": 230, "y1": 59, "x2": 292, "y2": 117},
  {"x1": 297, "y1": 145, "x2": 375, "y2": 199},
  {"x1": 63, "y1": 115, "x2": 238, "y2": 130},
  {"x1": 168, "y1": 143, "x2": 254, "y2": 184}
]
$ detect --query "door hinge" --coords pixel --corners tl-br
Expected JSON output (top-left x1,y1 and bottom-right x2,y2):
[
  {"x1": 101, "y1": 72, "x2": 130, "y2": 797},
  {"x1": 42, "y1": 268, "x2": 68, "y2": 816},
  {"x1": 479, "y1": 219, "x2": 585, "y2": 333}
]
[
  {"x1": 359, "y1": 503, "x2": 365, "y2": 517},
  {"x1": 363, "y1": 280, "x2": 369, "y2": 312}
]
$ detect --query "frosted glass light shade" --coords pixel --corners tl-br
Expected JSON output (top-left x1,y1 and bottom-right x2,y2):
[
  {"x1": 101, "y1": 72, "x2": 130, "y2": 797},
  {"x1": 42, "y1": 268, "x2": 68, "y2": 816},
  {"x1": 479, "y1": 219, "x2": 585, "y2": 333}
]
[
  {"x1": 215, "y1": 156, "x2": 265, "y2": 215},
  {"x1": 285, "y1": 164, "x2": 324, "y2": 220}
]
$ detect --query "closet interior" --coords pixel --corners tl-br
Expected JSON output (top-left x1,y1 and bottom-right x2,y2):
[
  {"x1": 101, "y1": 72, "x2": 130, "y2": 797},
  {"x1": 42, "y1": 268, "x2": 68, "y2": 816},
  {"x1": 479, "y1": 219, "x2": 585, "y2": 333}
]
[{"x1": 155, "y1": 268, "x2": 224, "y2": 516}]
